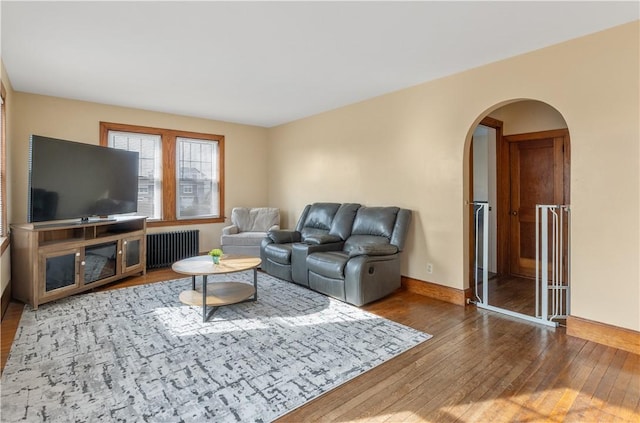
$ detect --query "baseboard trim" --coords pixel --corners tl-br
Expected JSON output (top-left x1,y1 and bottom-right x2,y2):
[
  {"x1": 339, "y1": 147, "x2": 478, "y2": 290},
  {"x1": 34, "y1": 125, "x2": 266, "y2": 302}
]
[
  {"x1": 1, "y1": 283, "x2": 11, "y2": 321},
  {"x1": 401, "y1": 276, "x2": 467, "y2": 306},
  {"x1": 567, "y1": 315, "x2": 640, "y2": 355}
]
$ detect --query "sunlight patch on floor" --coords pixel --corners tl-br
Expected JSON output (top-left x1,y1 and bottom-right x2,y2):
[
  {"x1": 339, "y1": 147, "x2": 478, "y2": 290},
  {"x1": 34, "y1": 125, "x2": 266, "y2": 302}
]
[
  {"x1": 345, "y1": 411, "x2": 426, "y2": 422},
  {"x1": 153, "y1": 301, "x2": 379, "y2": 337},
  {"x1": 439, "y1": 388, "x2": 624, "y2": 422}
]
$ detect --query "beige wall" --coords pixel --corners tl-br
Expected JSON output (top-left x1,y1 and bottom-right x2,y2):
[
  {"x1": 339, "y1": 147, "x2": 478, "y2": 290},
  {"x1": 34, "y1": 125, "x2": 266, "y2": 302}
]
[
  {"x1": 490, "y1": 100, "x2": 567, "y2": 135},
  {"x1": 268, "y1": 22, "x2": 640, "y2": 331},
  {"x1": 9, "y1": 93, "x2": 270, "y2": 253}
]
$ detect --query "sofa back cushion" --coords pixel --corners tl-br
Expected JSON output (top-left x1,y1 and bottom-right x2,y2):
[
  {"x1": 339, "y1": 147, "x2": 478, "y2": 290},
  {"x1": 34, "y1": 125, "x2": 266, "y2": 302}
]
[
  {"x1": 351, "y1": 207, "x2": 399, "y2": 238},
  {"x1": 296, "y1": 203, "x2": 341, "y2": 240},
  {"x1": 232, "y1": 207, "x2": 280, "y2": 232},
  {"x1": 329, "y1": 203, "x2": 361, "y2": 240},
  {"x1": 344, "y1": 207, "x2": 412, "y2": 255}
]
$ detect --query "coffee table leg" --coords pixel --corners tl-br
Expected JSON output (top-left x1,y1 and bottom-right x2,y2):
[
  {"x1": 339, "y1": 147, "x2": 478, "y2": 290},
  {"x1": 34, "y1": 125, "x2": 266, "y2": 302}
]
[
  {"x1": 252, "y1": 268, "x2": 258, "y2": 301},
  {"x1": 192, "y1": 275, "x2": 196, "y2": 290},
  {"x1": 202, "y1": 275, "x2": 207, "y2": 322}
]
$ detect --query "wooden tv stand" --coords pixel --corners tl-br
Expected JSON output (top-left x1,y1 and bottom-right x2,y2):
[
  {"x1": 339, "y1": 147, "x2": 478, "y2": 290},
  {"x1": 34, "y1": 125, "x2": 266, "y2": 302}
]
[{"x1": 10, "y1": 216, "x2": 147, "y2": 309}]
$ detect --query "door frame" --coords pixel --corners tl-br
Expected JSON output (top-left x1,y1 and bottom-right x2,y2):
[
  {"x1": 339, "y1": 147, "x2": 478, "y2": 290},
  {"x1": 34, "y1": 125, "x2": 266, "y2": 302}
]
[
  {"x1": 497, "y1": 128, "x2": 570, "y2": 276},
  {"x1": 469, "y1": 116, "x2": 503, "y2": 286}
]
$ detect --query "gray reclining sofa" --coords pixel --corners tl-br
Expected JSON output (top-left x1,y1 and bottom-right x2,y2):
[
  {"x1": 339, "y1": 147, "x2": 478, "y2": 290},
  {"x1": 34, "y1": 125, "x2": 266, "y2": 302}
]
[{"x1": 261, "y1": 202, "x2": 412, "y2": 306}]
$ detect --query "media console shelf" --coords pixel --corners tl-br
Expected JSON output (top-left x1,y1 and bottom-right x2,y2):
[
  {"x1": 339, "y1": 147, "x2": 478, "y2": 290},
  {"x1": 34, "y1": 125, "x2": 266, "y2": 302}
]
[{"x1": 11, "y1": 216, "x2": 147, "y2": 309}]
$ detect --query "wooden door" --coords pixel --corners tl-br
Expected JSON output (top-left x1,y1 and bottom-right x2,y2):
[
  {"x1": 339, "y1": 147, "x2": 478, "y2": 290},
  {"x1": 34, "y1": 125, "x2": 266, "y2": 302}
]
[{"x1": 505, "y1": 130, "x2": 569, "y2": 278}]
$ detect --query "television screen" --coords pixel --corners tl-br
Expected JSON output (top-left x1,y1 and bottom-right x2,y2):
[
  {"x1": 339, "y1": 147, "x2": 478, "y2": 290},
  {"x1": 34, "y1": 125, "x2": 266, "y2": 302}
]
[{"x1": 28, "y1": 135, "x2": 139, "y2": 223}]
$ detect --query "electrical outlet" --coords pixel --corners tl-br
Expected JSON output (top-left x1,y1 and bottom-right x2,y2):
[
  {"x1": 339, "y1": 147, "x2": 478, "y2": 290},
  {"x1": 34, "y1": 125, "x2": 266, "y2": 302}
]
[{"x1": 426, "y1": 263, "x2": 433, "y2": 274}]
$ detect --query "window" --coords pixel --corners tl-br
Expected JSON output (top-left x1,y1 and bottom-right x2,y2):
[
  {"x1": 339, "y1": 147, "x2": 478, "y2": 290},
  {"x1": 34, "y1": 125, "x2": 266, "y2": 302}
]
[
  {"x1": 176, "y1": 137, "x2": 219, "y2": 219},
  {"x1": 100, "y1": 122, "x2": 224, "y2": 226},
  {"x1": 108, "y1": 130, "x2": 162, "y2": 220},
  {"x1": 0, "y1": 82, "x2": 6, "y2": 241}
]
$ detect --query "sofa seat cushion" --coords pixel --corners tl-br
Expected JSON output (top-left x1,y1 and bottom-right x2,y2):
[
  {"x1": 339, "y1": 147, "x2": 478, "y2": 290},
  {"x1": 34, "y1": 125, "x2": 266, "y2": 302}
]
[
  {"x1": 264, "y1": 243, "x2": 294, "y2": 265},
  {"x1": 307, "y1": 251, "x2": 349, "y2": 279},
  {"x1": 221, "y1": 232, "x2": 268, "y2": 247},
  {"x1": 347, "y1": 242, "x2": 398, "y2": 257},
  {"x1": 344, "y1": 235, "x2": 392, "y2": 255}
]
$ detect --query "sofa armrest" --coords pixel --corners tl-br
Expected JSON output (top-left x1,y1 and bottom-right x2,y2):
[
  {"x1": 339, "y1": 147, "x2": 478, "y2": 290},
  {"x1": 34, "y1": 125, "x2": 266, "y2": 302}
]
[
  {"x1": 347, "y1": 243, "x2": 398, "y2": 257},
  {"x1": 344, "y1": 254, "x2": 401, "y2": 306},
  {"x1": 268, "y1": 229, "x2": 301, "y2": 244},
  {"x1": 303, "y1": 234, "x2": 342, "y2": 245},
  {"x1": 222, "y1": 225, "x2": 239, "y2": 235}
]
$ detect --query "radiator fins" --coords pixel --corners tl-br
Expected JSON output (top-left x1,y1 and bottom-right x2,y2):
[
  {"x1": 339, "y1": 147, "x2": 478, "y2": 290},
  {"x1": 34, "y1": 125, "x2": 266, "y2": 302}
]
[{"x1": 146, "y1": 230, "x2": 200, "y2": 269}]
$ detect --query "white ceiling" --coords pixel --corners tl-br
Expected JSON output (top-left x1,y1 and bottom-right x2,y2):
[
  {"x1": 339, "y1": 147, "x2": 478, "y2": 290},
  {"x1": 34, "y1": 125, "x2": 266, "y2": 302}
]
[{"x1": 2, "y1": 1, "x2": 638, "y2": 128}]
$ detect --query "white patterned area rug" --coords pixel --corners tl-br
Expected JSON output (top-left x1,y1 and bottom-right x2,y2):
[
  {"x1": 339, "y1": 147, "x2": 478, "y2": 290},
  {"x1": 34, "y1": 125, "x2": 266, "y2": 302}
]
[{"x1": 1, "y1": 272, "x2": 431, "y2": 422}]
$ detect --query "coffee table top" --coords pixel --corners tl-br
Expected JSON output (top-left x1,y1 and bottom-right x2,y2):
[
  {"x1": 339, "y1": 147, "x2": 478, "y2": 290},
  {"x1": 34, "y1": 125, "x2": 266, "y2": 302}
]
[{"x1": 172, "y1": 254, "x2": 261, "y2": 276}]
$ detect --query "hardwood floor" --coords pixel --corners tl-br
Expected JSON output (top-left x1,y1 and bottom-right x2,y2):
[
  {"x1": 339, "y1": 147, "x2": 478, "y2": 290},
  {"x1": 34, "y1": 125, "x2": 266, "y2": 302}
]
[
  {"x1": 477, "y1": 273, "x2": 568, "y2": 322},
  {"x1": 2, "y1": 270, "x2": 639, "y2": 422},
  {"x1": 483, "y1": 273, "x2": 537, "y2": 316}
]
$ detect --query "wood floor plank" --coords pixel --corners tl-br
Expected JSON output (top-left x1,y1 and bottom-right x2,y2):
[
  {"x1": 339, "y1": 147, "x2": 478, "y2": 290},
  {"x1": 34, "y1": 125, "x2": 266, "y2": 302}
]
[
  {"x1": 434, "y1": 324, "x2": 545, "y2": 421},
  {"x1": 400, "y1": 333, "x2": 524, "y2": 421},
  {"x1": 566, "y1": 344, "x2": 618, "y2": 420},
  {"x1": 0, "y1": 300, "x2": 24, "y2": 372},
  {"x1": 509, "y1": 335, "x2": 589, "y2": 422},
  {"x1": 456, "y1": 324, "x2": 566, "y2": 422},
  {"x1": 545, "y1": 341, "x2": 598, "y2": 421},
  {"x1": 2, "y1": 270, "x2": 639, "y2": 422},
  {"x1": 359, "y1": 331, "x2": 513, "y2": 420},
  {"x1": 592, "y1": 349, "x2": 632, "y2": 421},
  {"x1": 617, "y1": 352, "x2": 640, "y2": 421}
]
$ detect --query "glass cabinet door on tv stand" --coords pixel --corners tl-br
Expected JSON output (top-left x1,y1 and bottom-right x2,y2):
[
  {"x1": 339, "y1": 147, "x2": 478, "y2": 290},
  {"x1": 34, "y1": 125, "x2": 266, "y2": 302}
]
[
  {"x1": 121, "y1": 236, "x2": 144, "y2": 274},
  {"x1": 40, "y1": 248, "x2": 82, "y2": 301},
  {"x1": 84, "y1": 241, "x2": 118, "y2": 284}
]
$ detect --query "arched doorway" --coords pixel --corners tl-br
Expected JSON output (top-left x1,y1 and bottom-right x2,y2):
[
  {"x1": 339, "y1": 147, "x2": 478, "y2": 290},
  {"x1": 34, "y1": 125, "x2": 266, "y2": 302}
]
[{"x1": 466, "y1": 100, "x2": 571, "y2": 327}]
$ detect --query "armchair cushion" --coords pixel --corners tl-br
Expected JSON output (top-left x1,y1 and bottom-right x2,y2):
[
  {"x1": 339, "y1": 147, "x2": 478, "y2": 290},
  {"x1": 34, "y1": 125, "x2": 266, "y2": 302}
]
[
  {"x1": 232, "y1": 207, "x2": 280, "y2": 232},
  {"x1": 221, "y1": 232, "x2": 268, "y2": 247}
]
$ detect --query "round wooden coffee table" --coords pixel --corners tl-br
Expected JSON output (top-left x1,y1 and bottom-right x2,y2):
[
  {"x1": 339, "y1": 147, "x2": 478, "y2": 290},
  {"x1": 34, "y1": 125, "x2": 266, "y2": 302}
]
[{"x1": 171, "y1": 255, "x2": 261, "y2": 322}]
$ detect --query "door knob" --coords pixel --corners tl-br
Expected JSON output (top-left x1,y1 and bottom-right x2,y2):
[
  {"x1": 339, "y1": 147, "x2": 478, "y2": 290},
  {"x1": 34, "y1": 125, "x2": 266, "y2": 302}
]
[{"x1": 511, "y1": 211, "x2": 518, "y2": 216}]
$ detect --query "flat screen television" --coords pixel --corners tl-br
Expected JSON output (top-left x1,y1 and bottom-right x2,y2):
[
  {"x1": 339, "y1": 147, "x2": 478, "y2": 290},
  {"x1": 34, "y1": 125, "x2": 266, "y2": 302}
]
[{"x1": 28, "y1": 135, "x2": 139, "y2": 223}]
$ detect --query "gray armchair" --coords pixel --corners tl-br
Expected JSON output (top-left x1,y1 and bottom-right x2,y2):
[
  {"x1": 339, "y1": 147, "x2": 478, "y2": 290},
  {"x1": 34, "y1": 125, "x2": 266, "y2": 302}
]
[
  {"x1": 305, "y1": 207, "x2": 412, "y2": 306},
  {"x1": 221, "y1": 207, "x2": 280, "y2": 257}
]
